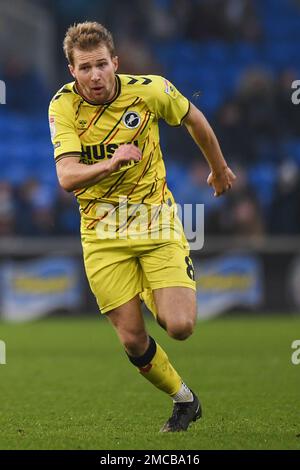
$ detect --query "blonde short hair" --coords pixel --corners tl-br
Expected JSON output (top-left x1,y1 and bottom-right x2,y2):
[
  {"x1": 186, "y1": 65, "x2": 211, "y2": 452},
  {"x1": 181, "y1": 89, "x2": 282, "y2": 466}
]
[{"x1": 63, "y1": 21, "x2": 115, "y2": 65}]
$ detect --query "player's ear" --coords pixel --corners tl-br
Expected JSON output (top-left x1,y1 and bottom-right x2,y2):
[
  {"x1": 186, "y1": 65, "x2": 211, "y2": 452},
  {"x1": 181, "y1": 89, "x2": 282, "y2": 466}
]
[
  {"x1": 112, "y1": 56, "x2": 119, "y2": 72},
  {"x1": 68, "y1": 64, "x2": 76, "y2": 79}
]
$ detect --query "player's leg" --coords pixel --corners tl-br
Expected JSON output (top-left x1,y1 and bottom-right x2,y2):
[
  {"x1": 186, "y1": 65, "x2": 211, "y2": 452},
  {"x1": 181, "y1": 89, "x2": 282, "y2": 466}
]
[
  {"x1": 106, "y1": 294, "x2": 183, "y2": 397},
  {"x1": 152, "y1": 286, "x2": 201, "y2": 432},
  {"x1": 139, "y1": 242, "x2": 201, "y2": 431},
  {"x1": 139, "y1": 240, "x2": 197, "y2": 340},
  {"x1": 82, "y1": 236, "x2": 182, "y2": 402},
  {"x1": 106, "y1": 294, "x2": 148, "y2": 357},
  {"x1": 153, "y1": 286, "x2": 197, "y2": 341},
  {"x1": 83, "y1": 234, "x2": 199, "y2": 431}
]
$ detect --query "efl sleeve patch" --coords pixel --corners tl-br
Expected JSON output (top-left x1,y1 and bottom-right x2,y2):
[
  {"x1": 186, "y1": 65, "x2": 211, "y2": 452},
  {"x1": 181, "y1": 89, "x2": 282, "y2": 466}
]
[
  {"x1": 164, "y1": 79, "x2": 178, "y2": 99},
  {"x1": 49, "y1": 116, "x2": 56, "y2": 139}
]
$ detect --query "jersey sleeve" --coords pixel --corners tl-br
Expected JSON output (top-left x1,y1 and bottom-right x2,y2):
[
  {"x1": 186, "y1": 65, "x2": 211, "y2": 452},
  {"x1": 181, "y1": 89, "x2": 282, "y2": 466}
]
[
  {"x1": 149, "y1": 76, "x2": 190, "y2": 126},
  {"x1": 48, "y1": 95, "x2": 81, "y2": 162}
]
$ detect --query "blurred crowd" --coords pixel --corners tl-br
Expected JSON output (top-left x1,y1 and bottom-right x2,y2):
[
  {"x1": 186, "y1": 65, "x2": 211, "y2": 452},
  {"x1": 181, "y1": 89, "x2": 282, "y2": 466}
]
[
  {"x1": 163, "y1": 66, "x2": 300, "y2": 236},
  {"x1": 0, "y1": 0, "x2": 300, "y2": 237},
  {"x1": 0, "y1": 180, "x2": 80, "y2": 236}
]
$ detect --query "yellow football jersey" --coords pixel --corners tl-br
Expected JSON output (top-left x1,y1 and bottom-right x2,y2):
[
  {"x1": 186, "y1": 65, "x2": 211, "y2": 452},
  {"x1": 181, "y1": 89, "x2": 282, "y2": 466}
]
[{"x1": 49, "y1": 74, "x2": 190, "y2": 229}]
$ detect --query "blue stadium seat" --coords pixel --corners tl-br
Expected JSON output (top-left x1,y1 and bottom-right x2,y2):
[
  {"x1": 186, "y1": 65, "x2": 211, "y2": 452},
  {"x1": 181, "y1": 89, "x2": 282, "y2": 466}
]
[
  {"x1": 199, "y1": 42, "x2": 230, "y2": 66},
  {"x1": 3, "y1": 162, "x2": 32, "y2": 185},
  {"x1": 165, "y1": 160, "x2": 188, "y2": 190},
  {"x1": 230, "y1": 43, "x2": 261, "y2": 66},
  {"x1": 264, "y1": 42, "x2": 299, "y2": 69},
  {"x1": 257, "y1": 0, "x2": 299, "y2": 18},
  {"x1": 0, "y1": 143, "x2": 12, "y2": 173},
  {"x1": 280, "y1": 139, "x2": 300, "y2": 166},
  {"x1": 199, "y1": 89, "x2": 224, "y2": 114},
  {"x1": 248, "y1": 163, "x2": 277, "y2": 208},
  {"x1": 219, "y1": 65, "x2": 244, "y2": 94}
]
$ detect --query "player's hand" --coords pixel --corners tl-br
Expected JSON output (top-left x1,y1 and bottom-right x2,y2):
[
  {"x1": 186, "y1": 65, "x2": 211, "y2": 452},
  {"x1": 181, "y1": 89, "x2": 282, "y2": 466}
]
[
  {"x1": 109, "y1": 144, "x2": 142, "y2": 172},
  {"x1": 207, "y1": 166, "x2": 236, "y2": 197}
]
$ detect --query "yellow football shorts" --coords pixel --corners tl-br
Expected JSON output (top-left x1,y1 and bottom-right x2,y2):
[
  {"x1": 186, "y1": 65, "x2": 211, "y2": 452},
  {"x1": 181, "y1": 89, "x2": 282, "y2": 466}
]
[{"x1": 80, "y1": 204, "x2": 196, "y2": 316}]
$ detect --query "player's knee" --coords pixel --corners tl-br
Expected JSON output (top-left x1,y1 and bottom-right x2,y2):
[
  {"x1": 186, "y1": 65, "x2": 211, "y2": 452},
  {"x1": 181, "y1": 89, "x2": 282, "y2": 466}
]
[
  {"x1": 122, "y1": 332, "x2": 148, "y2": 356},
  {"x1": 167, "y1": 318, "x2": 195, "y2": 341}
]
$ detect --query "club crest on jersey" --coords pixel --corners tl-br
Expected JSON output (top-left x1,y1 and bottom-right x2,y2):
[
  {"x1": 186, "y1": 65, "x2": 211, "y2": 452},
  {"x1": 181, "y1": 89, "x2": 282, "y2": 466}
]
[{"x1": 122, "y1": 111, "x2": 141, "y2": 129}]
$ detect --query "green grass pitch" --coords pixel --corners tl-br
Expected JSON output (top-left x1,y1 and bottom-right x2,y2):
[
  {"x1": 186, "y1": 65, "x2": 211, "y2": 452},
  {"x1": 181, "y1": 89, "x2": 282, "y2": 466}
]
[{"x1": 0, "y1": 314, "x2": 299, "y2": 450}]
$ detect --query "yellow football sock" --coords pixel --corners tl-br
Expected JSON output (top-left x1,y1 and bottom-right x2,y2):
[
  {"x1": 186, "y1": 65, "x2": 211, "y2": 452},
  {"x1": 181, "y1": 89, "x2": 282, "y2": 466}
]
[{"x1": 127, "y1": 336, "x2": 181, "y2": 396}]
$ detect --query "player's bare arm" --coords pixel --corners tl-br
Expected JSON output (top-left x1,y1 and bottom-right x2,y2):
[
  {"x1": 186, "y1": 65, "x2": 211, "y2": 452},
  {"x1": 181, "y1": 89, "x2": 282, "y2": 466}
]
[
  {"x1": 183, "y1": 102, "x2": 236, "y2": 197},
  {"x1": 56, "y1": 144, "x2": 142, "y2": 192}
]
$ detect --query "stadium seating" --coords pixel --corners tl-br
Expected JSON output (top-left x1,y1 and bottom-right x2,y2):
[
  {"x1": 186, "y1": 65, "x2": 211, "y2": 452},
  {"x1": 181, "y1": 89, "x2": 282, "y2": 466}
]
[{"x1": 1, "y1": 0, "x2": 300, "y2": 234}]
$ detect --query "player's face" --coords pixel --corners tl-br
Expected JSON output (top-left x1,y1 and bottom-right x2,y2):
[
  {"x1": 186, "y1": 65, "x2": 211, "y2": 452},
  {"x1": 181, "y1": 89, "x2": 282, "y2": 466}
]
[{"x1": 69, "y1": 45, "x2": 118, "y2": 104}]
